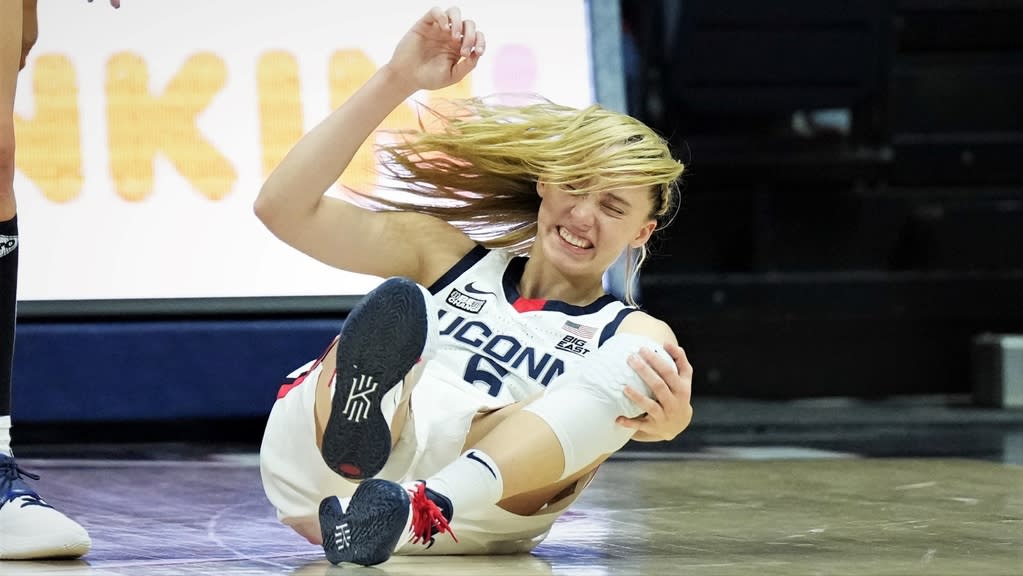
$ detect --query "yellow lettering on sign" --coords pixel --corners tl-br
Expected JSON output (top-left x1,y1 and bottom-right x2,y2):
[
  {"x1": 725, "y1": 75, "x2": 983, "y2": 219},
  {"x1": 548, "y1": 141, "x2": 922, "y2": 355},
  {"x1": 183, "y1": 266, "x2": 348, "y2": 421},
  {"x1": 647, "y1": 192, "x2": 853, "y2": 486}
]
[
  {"x1": 329, "y1": 50, "x2": 408, "y2": 191},
  {"x1": 106, "y1": 52, "x2": 236, "y2": 202},
  {"x1": 257, "y1": 51, "x2": 303, "y2": 178},
  {"x1": 328, "y1": 50, "x2": 472, "y2": 192},
  {"x1": 15, "y1": 50, "x2": 476, "y2": 204},
  {"x1": 13, "y1": 55, "x2": 82, "y2": 204}
]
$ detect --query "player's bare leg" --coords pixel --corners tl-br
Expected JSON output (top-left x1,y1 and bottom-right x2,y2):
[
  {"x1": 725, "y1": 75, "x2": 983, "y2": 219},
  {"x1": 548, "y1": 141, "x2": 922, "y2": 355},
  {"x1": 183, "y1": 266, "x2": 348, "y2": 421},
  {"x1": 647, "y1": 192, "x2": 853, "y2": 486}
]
[{"x1": 0, "y1": 0, "x2": 90, "y2": 560}]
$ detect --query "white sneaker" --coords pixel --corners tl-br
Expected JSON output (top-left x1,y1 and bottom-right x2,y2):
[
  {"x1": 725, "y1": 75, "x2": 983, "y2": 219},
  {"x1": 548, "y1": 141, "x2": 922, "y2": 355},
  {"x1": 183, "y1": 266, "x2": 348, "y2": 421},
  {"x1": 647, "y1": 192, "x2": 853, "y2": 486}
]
[{"x1": 0, "y1": 454, "x2": 91, "y2": 560}]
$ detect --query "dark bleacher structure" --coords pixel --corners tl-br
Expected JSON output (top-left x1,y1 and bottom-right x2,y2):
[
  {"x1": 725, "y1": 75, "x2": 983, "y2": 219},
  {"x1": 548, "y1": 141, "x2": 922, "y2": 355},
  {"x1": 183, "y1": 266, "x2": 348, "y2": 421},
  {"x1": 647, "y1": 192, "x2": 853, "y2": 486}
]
[{"x1": 622, "y1": 0, "x2": 1023, "y2": 398}]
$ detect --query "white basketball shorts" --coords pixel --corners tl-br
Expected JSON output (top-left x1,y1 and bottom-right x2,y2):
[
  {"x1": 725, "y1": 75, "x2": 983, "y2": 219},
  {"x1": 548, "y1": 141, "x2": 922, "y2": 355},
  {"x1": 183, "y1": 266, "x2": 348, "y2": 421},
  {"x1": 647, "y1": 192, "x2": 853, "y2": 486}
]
[{"x1": 259, "y1": 355, "x2": 589, "y2": 554}]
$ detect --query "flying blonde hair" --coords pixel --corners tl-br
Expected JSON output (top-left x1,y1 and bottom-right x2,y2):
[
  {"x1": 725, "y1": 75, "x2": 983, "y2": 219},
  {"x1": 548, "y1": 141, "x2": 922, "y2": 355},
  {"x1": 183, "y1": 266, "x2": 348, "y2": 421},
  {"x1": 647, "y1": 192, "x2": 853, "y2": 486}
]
[{"x1": 351, "y1": 97, "x2": 684, "y2": 305}]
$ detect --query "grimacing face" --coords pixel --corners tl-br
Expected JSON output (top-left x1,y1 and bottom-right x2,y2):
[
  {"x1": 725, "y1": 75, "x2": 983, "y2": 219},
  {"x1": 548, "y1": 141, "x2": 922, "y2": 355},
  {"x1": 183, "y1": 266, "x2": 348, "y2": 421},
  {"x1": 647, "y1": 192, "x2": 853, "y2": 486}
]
[{"x1": 534, "y1": 180, "x2": 657, "y2": 281}]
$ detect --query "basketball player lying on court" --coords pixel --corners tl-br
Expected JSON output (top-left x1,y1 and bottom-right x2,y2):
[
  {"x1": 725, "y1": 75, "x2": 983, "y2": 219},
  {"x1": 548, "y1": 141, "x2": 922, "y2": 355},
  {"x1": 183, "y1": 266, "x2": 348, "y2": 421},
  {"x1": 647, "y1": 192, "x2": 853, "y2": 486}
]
[{"x1": 254, "y1": 6, "x2": 694, "y2": 566}]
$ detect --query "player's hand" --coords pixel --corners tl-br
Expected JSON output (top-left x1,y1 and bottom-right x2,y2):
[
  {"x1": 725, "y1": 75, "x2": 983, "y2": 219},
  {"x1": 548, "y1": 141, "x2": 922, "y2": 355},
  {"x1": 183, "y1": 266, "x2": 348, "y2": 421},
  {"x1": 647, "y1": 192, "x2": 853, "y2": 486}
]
[
  {"x1": 617, "y1": 342, "x2": 693, "y2": 442},
  {"x1": 385, "y1": 6, "x2": 486, "y2": 93},
  {"x1": 87, "y1": 0, "x2": 122, "y2": 8}
]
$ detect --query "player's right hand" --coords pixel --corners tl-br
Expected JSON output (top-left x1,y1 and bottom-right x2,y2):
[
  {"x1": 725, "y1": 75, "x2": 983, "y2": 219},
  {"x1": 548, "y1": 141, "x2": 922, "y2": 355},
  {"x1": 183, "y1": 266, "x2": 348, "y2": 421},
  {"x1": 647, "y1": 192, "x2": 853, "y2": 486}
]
[{"x1": 385, "y1": 6, "x2": 486, "y2": 93}]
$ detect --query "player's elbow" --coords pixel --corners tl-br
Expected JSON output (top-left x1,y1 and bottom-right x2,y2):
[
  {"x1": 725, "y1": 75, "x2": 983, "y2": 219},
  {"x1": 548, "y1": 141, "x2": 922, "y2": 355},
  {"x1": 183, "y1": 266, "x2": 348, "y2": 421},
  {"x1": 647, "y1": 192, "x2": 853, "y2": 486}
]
[
  {"x1": 252, "y1": 190, "x2": 275, "y2": 226},
  {"x1": 252, "y1": 186, "x2": 292, "y2": 233}
]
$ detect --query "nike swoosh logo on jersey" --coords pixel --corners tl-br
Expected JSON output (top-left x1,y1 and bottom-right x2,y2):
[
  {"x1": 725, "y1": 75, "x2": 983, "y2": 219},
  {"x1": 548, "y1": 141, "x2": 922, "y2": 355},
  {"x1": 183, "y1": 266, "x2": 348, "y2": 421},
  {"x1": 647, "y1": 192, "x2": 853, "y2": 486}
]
[{"x1": 463, "y1": 282, "x2": 497, "y2": 297}]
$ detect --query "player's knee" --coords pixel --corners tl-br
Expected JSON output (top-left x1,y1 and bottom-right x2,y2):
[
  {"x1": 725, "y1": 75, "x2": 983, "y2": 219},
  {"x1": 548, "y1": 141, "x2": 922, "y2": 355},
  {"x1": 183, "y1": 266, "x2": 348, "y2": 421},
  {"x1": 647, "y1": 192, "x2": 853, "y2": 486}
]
[
  {"x1": 0, "y1": 129, "x2": 13, "y2": 166},
  {"x1": 0, "y1": 128, "x2": 14, "y2": 200}
]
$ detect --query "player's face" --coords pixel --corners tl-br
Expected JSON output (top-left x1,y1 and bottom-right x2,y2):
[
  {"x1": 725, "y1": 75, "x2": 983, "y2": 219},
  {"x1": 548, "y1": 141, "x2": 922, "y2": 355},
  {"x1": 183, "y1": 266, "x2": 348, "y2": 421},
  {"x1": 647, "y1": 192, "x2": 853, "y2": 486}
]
[{"x1": 535, "y1": 180, "x2": 657, "y2": 280}]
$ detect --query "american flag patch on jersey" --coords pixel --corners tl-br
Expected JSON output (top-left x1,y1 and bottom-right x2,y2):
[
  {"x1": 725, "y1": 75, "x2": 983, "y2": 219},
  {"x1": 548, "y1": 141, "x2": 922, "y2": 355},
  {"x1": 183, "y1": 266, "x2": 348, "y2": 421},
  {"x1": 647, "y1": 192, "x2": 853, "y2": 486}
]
[{"x1": 562, "y1": 320, "x2": 596, "y2": 339}]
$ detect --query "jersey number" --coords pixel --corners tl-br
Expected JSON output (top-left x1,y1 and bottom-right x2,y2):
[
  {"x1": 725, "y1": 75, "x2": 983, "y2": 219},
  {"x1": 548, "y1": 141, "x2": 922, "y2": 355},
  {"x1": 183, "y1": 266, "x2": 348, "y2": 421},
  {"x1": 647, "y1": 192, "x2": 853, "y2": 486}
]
[{"x1": 463, "y1": 354, "x2": 507, "y2": 397}]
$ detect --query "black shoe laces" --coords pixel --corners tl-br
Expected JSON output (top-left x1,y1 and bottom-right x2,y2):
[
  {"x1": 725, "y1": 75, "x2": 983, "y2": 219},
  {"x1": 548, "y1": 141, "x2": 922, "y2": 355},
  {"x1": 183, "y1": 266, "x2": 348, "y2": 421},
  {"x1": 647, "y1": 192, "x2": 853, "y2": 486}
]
[{"x1": 0, "y1": 457, "x2": 52, "y2": 510}]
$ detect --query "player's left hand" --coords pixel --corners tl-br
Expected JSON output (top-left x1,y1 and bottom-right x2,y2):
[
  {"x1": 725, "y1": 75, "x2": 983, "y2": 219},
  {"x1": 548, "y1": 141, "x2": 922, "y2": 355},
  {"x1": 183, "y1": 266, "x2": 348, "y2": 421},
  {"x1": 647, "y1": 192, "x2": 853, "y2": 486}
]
[{"x1": 617, "y1": 342, "x2": 693, "y2": 442}]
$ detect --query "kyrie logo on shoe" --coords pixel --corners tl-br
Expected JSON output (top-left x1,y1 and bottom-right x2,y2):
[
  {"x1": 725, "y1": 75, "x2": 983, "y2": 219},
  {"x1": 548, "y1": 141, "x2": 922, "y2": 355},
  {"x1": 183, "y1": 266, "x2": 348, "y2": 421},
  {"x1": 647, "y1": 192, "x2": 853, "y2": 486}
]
[
  {"x1": 342, "y1": 375, "x2": 378, "y2": 423},
  {"x1": 335, "y1": 522, "x2": 352, "y2": 549},
  {"x1": 0, "y1": 235, "x2": 16, "y2": 259}
]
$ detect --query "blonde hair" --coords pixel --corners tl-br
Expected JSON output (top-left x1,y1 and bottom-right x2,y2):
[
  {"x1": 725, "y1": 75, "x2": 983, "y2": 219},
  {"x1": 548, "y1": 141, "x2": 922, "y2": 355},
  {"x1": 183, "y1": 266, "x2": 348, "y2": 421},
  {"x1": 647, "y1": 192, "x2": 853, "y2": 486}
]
[{"x1": 352, "y1": 97, "x2": 684, "y2": 305}]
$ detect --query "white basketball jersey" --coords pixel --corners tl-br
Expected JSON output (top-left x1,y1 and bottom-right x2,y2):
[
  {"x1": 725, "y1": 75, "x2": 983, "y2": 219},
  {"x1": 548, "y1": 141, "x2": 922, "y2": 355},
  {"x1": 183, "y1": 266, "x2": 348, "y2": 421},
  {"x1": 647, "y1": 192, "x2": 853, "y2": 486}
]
[{"x1": 422, "y1": 245, "x2": 638, "y2": 405}]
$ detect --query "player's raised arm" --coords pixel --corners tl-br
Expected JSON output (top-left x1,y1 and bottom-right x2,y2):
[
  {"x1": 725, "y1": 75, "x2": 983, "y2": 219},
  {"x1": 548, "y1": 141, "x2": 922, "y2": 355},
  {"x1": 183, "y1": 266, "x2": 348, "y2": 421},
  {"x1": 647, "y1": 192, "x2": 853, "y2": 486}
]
[{"x1": 253, "y1": 7, "x2": 485, "y2": 280}]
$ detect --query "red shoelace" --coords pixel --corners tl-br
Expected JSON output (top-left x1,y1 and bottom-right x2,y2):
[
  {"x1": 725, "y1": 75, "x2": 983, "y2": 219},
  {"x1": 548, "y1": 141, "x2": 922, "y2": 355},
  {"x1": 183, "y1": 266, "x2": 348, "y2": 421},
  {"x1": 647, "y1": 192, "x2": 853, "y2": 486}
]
[{"x1": 408, "y1": 483, "x2": 458, "y2": 545}]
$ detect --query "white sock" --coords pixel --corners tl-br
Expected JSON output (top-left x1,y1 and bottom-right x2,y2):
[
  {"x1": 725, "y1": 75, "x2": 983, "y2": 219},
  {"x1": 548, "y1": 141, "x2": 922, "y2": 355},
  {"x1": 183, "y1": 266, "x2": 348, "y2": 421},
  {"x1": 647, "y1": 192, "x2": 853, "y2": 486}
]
[
  {"x1": 424, "y1": 449, "x2": 503, "y2": 516},
  {"x1": 0, "y1": 415, "x2": 11, "y2": 456}
]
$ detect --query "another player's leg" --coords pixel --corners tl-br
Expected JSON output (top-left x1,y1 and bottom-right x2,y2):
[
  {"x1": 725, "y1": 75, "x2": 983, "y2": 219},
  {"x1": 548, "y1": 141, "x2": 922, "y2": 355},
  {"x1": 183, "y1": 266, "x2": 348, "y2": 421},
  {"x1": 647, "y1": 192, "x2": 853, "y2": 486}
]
[
  {"x1": 1, "y1": 1, "x2": 89, "y2": 560},
  {"x1": 320, "y1": 277, "x2": 438, "y2": 480}
]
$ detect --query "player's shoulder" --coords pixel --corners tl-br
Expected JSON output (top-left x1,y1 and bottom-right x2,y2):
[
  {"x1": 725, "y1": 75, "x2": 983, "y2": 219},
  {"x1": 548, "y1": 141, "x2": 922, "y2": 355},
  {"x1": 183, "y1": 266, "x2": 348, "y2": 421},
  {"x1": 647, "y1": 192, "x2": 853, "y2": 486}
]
[{"x1": 614, "y1": 310, "x2": 677, "y2": 345}]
